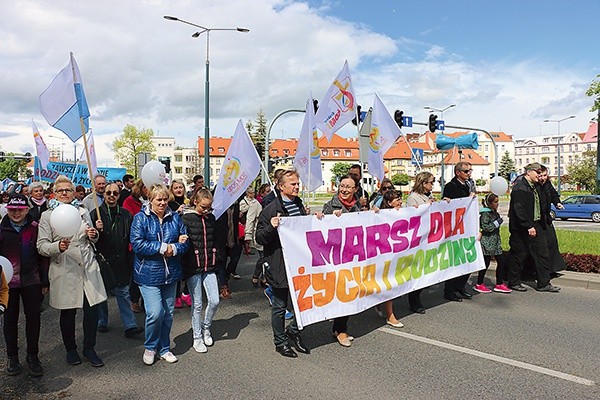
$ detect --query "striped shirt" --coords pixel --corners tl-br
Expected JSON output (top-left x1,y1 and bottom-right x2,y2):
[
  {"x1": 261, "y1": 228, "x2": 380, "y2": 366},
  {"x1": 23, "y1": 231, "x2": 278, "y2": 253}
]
[{"x1": 282, "y1": 199, "x2": 301, "y2": 216}]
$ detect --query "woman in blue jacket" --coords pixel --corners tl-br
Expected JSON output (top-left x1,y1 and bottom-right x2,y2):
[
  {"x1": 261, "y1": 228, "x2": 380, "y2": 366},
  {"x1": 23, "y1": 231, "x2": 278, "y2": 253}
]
[{"x1": 130, "y1": 184, "x2": 188, "y2": 366}]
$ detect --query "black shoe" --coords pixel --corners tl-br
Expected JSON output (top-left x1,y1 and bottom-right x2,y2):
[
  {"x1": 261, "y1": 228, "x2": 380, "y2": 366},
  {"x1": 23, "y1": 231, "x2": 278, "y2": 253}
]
[
  {"x1": 410, "y1": 307, "x2": 426, "y2": 314},
  {"x1": 82, "y1": 348, "x2": 104, "y2": 367},
  {"x1": 510, "y1": 284, "x2": 528, "y2": 292},
  {"x1": 124, "y1": 327, "x2": 144, "y2": 338},
  {"x1": 444, "y1": 293, "x2": 463, "y2": 302},
  {"x1": 275, "y1": 344, "x2": 298, "y2": 358},
  {"x1": 536, "y1": 284, "x2": 560, "y2": 293},
  {"x1": 66, "y1": 349, "x2": 82, "y2": 365},
  {"x1": 286, "y1": 330, "x2": 310, "y2": 354},
  {"x1": 6, "y1": 356, "x2": 22, "y2": 376},
  {"x1": 457, "y1": 289, "x2": 473, "y2": 299},
  {"x1": 26, "y1": 354, "x2": 43, "y2": 377},
  {"x1": 97, "y1": 325, "x2": 109, "y2": 333}
]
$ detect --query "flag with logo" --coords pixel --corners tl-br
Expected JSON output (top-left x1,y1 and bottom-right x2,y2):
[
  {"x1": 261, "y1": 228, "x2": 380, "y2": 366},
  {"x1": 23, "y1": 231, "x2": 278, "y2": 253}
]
[
  {"x1": 293, "y1": 97, "x2": 322, "y2": 192},
  {"x1": 32, "y1": 120, "x2": 50, "y2": 169},
  {"x1": 38, "y1": 53, "x2": 90, "y2": 142},
  {"x1": 315, "y1": 60, "x2": 357, "y2": 141},
  {"x1": 368, "y1": 94, "x2": 401, "y2": 181},
  {"x1": 212, "y1": 120, "x2": 262, "y2": 219}
]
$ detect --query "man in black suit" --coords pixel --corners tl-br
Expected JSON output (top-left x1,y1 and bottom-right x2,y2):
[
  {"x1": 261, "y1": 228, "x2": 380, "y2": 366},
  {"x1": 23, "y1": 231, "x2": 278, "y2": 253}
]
[{"x1": 442, "y1": 161, "x2": 476, "y2": 302}]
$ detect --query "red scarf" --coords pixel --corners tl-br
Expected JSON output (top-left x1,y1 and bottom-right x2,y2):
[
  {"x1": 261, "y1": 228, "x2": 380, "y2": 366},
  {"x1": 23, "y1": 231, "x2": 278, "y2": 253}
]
[{"x1": 339, "y1": 195, "x2": 357, "y2": 210}]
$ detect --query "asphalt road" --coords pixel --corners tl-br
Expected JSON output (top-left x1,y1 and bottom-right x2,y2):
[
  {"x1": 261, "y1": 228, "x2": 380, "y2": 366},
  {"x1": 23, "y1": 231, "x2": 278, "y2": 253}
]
[{"x1": 1, "y1": 253, "x2": 599, "y2": 400}]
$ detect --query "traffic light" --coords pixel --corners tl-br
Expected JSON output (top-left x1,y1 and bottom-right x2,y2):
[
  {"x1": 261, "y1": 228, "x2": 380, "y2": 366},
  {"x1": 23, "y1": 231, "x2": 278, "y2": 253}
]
[
  {"x1": 0, "y1": 151, "x2": 4, "y2": 162},
  {"x1": 313, "y1": 99, "x2": 319, "y2": 114},
  {"x1": 351, "y1": 105, "x2": 362, "y2": 126},
  {"x1": 24, "y1": 152, "x2": 32, "y2": 163},
  {"x1": 394, "y1": 110, "x2": 404, "y2": 128},
  {"x1": 429, "y1": 114, "x2": 438, "y2": 132}
]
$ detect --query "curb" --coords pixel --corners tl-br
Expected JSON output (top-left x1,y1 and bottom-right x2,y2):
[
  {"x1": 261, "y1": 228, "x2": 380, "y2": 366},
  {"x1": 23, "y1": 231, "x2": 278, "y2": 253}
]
[{"x1": 486, "y1": 261, "x2": 600, "y2": 291}]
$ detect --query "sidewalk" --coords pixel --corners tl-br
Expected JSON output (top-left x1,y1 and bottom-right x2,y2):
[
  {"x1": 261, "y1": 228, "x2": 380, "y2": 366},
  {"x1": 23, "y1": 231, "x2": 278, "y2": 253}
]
[{"x1": 485, "y1": 260, "x2": 600, "y2": 291}]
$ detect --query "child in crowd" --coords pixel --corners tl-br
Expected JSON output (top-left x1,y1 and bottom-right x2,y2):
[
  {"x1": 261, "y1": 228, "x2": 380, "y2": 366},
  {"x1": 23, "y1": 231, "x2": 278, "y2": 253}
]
[
  {"x1": 181, "y1": 189, "x2": 220, "y2": 353},
  {"x1": 475, "y1": 193, "x2": 512, "y2": 294}
]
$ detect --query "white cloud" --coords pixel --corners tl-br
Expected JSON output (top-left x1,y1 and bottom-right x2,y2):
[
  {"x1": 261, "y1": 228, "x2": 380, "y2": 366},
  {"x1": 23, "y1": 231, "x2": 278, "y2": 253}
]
[{"x1": 0, "y1": 0, "x2": 595, "y2": 169}]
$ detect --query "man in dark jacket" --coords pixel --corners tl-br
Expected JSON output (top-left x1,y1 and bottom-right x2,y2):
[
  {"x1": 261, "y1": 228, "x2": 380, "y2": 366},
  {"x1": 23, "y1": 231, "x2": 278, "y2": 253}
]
[
  {"x1": 91, "y1": 183, "x2": 143, "y2": 337},
  {"x1": 538, "y1": 166, "x2": 566, "y2": 274},
  {"x1": 256, "y1": 170, "x2": 309, "y2": 358},
  {"x1": 507, "y1": 163, "x2": 559, "y2": 292},
  {"x1": 441, "y1": 161, "x2": 476, "y2": 302}
]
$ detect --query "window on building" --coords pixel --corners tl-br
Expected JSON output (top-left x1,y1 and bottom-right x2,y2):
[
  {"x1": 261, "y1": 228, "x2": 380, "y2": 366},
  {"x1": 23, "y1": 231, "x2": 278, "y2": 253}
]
[
  {"x1": 216, "y1": 169, "x2": 220, "y2": 174},
  {"x1": 175, "y1": 167, "x2": 182, "y2": 174},
  {"x1": 542, "y1": 147, "x2": 549, "y2": 153},
  {"x1": 218, "y1": 147, "x2": 225, "y2": 153},
  {"x1": 175, "y1": 155, "x2": 182, "y2": 162},
  {"x1": 500, "y1": 145, "x2": 505, "y2": 152},
  {"x1": 345, "y1": 150, "x2": 352, "y2": 157},
  {"x1": 322, "y1": 149, "x2": 329, "y2": 156},
  {"x1": 333, "y1": 150, "x2": 340, "y2": 156}
]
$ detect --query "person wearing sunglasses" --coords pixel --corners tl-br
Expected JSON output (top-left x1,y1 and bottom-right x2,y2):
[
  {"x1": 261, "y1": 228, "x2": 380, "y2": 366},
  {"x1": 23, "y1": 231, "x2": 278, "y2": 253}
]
[
  {"x1": 369, "y1": 178, "x2": 394, "y2": 209},
  {"x1": 90, "y1": 183, "x2": 143, "y2": 339},
  {"x1": 441, "y1": 162, "x2": 477, "y2": 302}
]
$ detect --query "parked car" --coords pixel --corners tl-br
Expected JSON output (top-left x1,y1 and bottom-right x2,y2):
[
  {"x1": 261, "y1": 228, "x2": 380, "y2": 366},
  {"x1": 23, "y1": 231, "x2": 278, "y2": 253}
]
[{"x1": 550, "y1": 195, "x2": 600, "y2": 223}]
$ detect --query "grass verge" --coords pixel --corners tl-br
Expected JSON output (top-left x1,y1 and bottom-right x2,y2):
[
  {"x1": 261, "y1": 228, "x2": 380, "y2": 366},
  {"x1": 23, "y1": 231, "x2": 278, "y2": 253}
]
[{"x1": 500, "y1": 226, "x2": 600, "y2": 256}]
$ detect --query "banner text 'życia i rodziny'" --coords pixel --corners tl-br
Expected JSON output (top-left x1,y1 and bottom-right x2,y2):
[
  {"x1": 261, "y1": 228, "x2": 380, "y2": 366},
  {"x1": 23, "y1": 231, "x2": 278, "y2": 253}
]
[{"x1": 278, "y1": 197, "x2": 484, "y2": 329}]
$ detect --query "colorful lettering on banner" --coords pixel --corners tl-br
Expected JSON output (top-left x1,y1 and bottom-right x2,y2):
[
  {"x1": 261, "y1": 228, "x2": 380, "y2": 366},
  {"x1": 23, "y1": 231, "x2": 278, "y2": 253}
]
[
  {"x1": 35, "y1": 161, "x2": 126, "y2": 188},
  {"x1": 278, "y1": 197, "x2": 485, "y2": 329}
]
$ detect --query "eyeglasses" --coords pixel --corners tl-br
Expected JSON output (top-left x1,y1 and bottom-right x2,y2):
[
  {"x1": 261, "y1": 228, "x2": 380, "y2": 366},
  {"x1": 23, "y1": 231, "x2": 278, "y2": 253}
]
[
  {"x1": 381, "y1": 186, "x2": 393, "y2": 191},
  {"x1": 55, "y1": 188, "x2": 74, "y2": 194},
  {"x1": 339, "y1": 185, "x2": 356, "y2": 190},
  {"x1": 460, "y1": 169, "x2": 473, "y2": 173},
  {"x1": 105, "y1": 190, "x2": 119, "y2": 196}
]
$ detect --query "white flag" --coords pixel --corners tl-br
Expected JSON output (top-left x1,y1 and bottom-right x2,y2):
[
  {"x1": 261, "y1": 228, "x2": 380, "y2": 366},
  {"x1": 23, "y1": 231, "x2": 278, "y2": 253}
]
[
  {"x1": 212, "y1": 120, "x2": 262, "y2": 219},
  {"x1": 315, "y1": 60, "x2": 357, "y2": 141},
  {"x1": 87, "y1": 130, "x2": 98, "y2": 176},
  {"x1": 32, "y1": 120, "x2": 50, "y2": 169},
  {"x1": 38, "y1": 53, "x2": 90, "y2": 142},
  {"x1": 368, "y1": 94, "x2": 401, "y2": 181},
  {"x1": 293, "y1": 97, "x2": 322, "y2": 192}
]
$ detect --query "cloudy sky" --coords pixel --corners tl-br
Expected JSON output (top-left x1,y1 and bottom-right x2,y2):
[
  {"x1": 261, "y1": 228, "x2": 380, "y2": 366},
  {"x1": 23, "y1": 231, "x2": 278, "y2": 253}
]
[{"x1": 1, "y1": 0, "x2": 598, "y2": 166}]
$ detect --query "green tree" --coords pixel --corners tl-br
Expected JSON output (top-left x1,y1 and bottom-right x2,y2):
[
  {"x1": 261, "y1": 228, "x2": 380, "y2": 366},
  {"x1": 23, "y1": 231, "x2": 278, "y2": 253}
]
[
  {"x1": 567, "y1": 150, "x2": 597, "y2": 193},
  {"x1": 111, "y1": 125, "x2": 156, "y2": 178},
  {"x1": 585, "y1": 75, "x2": 600, "y2": 194},
  {"x1": 391, "y1": 173, "x2": 410, "y2": 186},
  {"x1": 0, "y1": 153, "x2": 31, "y2": 181},
  {"x1": 249, "y1": 110, "x2": 267, "y2": 162},
  {"x1": 498, "y1": 151, "x2": 516, "y2": 181},
  {"x1": 330, "y1": 162, "x2": 352, "y2": 183}
]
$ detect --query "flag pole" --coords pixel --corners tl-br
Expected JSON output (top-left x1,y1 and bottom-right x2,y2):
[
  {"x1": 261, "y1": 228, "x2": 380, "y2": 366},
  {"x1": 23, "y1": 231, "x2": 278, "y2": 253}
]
[{"x1": 69, "y1": 52, "x2": 101, "y2": 223}]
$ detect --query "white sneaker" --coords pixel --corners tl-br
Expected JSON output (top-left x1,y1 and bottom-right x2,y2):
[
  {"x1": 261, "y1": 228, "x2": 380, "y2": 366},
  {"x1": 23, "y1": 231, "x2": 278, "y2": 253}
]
[
  {"x1": 143, "y1": 349, "x2": 156, "y2": 365},
  {"x1": 203, "y1": 330, "x2": 213, "y2": 347},
  {"x1": 193, "y1": 339, "x2": 207, "y2": 353},
  {"x1": 160, "y1": 351, "x2": 178, "y2": 363}
]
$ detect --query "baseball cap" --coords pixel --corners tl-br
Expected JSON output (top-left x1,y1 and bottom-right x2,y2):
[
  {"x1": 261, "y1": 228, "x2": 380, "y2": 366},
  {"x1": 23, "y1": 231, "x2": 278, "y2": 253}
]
[
  {"x1": 524, "y1": 162, "x2": 542, "y2": 172},
  {"x1": 6, "y1": 194, "x2": 29, "y2": 209}
]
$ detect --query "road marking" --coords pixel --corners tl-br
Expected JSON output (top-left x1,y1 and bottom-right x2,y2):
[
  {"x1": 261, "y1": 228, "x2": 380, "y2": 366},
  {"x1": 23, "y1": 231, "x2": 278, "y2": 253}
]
[{"x1": 379, "y1": 327, "x2": 595, "y2": 386}]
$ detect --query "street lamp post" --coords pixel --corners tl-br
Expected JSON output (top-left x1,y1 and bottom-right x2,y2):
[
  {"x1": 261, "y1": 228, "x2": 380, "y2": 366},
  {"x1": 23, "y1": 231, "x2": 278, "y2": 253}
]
[
  {"x1": 263, "y1": 109, "x2": 305, "y2": 183},
  {"x1": 424, "y1": 104, "x2": 456, "y2": 192},
  {"x1": 543, "y1": 115, "x2": 575, "y2": 195},
  {"x1": 164, "y1": 16, "x2": 249, "y2": 188}
]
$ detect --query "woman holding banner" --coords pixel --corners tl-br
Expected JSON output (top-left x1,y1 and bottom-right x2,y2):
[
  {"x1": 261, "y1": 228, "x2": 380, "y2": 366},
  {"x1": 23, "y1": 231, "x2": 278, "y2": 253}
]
[
  {"x1": 256, "y1": 170, "x2": 310, "y2": 358},
  {"x1": 322, "y1": 174, "x2": 361, "y2": 347},
  {"x1": 404, "y1": 171, "x2": 435, "y2": 314}
]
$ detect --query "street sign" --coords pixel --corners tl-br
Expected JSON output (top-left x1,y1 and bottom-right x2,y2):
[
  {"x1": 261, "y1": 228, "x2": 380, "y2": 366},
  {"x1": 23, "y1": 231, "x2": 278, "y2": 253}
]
[
  {"x1": 402, "y1": 116, "x2": 413, "y2": 128},
  {"x1": 436, "y1": 119, "x2": 445, "y2": 131},
  {"x1": 411, "y1": 148, "x2": 424, "y2": 166}
]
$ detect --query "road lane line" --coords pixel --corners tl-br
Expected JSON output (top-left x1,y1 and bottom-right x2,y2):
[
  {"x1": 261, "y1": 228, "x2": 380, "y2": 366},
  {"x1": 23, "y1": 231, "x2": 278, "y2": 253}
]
[{"x1": 379, "y1": 327, "x2": 595, "y2": 386}]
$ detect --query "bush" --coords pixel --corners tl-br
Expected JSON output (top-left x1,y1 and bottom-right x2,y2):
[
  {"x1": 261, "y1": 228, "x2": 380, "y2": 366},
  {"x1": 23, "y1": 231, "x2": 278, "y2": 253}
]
[{"x1": 562, "y1": 253, "x2": 600, "y2": 274}]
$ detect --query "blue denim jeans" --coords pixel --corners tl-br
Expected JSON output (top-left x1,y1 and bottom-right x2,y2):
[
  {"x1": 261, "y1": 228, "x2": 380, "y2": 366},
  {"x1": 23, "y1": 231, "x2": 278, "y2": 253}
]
[
  {"x1": 97, "y1": 285, "x2": 138, "y2": 331},
  {"x1": 139, "y1": 282, "x2": 177, "y2": 355},
  {"x1": 186, "y1": 272, "x2": 219, "y2": 339}
]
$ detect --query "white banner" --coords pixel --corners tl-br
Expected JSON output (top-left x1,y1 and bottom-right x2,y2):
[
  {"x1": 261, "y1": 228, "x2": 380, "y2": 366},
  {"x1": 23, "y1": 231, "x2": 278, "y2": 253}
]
[{"x1": 278, "y1": 197, "x2": 484, "y2": 328}]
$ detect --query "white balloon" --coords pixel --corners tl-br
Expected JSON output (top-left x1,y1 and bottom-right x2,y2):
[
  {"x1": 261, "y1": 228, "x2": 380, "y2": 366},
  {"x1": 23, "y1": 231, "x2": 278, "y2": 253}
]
[
  {"x1": 141, "y1": 161, "x2": 166, "y2": 186},
  {"x1": 490, "y1": 176, "x2": 509, "y2": 196},
  {"x1": 50, "y1": 204, "x2": 81, "y2": 238},
  {"x1": 0, "y1": 256, "x2": 13, "y2": 284}
]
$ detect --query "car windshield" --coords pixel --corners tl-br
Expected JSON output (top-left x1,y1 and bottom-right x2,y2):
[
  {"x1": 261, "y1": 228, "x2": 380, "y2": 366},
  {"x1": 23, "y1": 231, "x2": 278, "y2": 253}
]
[{"x1": 562, "y1": 197, "x2": 580, "y2": 205}]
